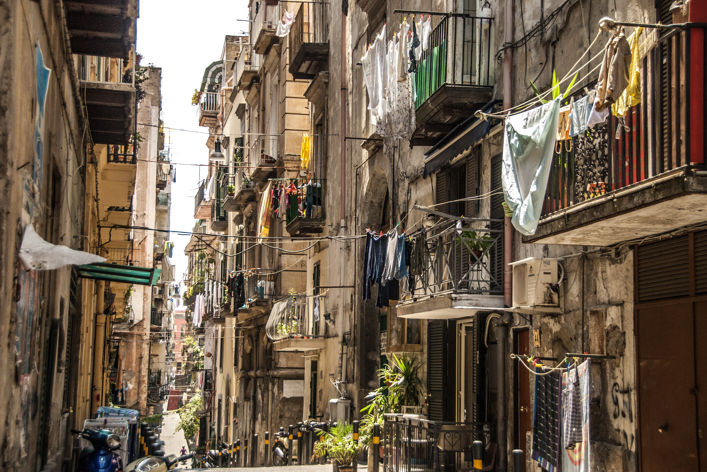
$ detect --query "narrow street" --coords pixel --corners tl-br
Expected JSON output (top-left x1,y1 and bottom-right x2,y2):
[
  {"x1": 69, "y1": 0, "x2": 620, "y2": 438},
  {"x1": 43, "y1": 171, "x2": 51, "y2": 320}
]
[{"x1": 159, "y1": 412, "x2": 189, "y2": 462}]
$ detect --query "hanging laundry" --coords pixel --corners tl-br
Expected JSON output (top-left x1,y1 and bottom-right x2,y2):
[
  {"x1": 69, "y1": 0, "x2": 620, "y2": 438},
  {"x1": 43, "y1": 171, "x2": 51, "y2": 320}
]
[
  {"x1": 382, "y1": 228, "x2": 399, "y2": 283},
  {"x1": 502, "y1": 98, "x2": 562, "y2": 236},
  {"x1": 561, "y1": 360, "x2": 591, "y2": 472},
  {"x1": 611, "y1": 27, "x2": 643, "y2": 118},
  {"x1": 556, "y1": 104, "x2": 572, "y2": 141},
  {"x1": 276, "y1": 10, "x2": 295, "y2": 37},
  {"x1": 396, "y1": 233, "x2": 408, "y2": 279},
  {"x1": 595, "y1": 26, "x2": 632, "y2": 111},
  {"x1": 397, "y1": 20, "x2": 409, "y2": 82},
  {"x1": 531, "y1": 370, "x2": 562, "y2": 472},
  {"x1": 421, "y1": 16, "x2": 432, "y2": 52},
  {"x1": 257, "y1": 182, "x2": 272, "y2": 241},
  {"x1": 410, "y1": 232, "x2": 425, "y2": 276},
  {"x1": 587, "y1": 102, "x2": 609, "y2": 127},
  {"x1": 362, "y1": 47, "x2": 376, "y2": 113},
  {"x1": 375, "y1": 233, "x2": 390, "y2": 307},
  {"x1": 301, "y1": 134, "x2": 311, "y2": 169},
  {"x1": 562, "y1": 364, "x2": 583, "y2": 449},
  {"x1": 569, "y1": 96, "x2": 590, "y2": 137},
  {"x1": 408, "y1": 18, "x2": 420, "y2": 73},
  {"x1": 363, "y1": 232, "x2": 373, "y2": 301}
]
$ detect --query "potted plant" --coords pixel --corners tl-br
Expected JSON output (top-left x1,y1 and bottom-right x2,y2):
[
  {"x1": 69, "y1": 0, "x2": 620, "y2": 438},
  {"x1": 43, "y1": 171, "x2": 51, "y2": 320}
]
[
  {"x1": 313, "y1": 422, "x2": 362, "y2": 472},
  {"x1": 227, "y1": 184, "x2": 235, "y2": 196},
  {"x1": 456, "y1": 230, "x2": 494, "y2": 258}
]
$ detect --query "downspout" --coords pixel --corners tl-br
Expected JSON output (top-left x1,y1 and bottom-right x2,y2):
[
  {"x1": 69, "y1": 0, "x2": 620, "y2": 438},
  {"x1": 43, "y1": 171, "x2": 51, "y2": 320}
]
[
  {"x1": 340, "y1": 6, "x2": 347, "y2": 229},
  {"x1": 500, "y1": 0, "x2": 514, "y2": 469},
  {"x1": 494, "y1": 313, "x2": 512, "y2": 472}
]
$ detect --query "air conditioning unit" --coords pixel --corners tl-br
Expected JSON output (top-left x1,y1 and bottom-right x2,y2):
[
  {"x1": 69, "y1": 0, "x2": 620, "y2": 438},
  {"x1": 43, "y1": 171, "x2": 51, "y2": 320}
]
[
  {"x1": 511, "y1": 258, "x2": 564, "y2": 311},
  {"x1": 153, "y1": 286, "x2": 161, "y2": 298},
  {"x1": 329, "y1": 398, "x2": 351, "y2": 424}
]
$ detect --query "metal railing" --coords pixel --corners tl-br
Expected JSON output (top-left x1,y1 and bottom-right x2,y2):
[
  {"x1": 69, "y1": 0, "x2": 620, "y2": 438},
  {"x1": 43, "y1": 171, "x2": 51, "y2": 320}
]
[
  {"x1": 199, "y1": 92, "x2": 220, "y2": 114},
  {"x1": 414, "y1": 15, "x2": 494, "y2": 109},
  {"x1": 541, "y1": 26, "x2": 706, "y2": 217},
  {"x1": 107, "y1": 144, "x2": 137, "y2": 164},
  {"x1": 289, "y1": 2, "x2": 330, "y2": 55},
  {"x1": 157, "y1": 193, "x2": 170, "y2": 209},
  {"x1": 157, "y1": 161, "x2": 171, "y2": 185},
  {"x1": 404, "y1": 220, "x2": 503, "y2": 299},
  {"x1": 285, "y1": 178, "x2": 325, "y2": 226},
  {"x1": 151, "y1": 308, "x2": 162, "y2": 327},
  {"x1": 194, "y1": 180, "x2": 207, "y2": 215},
  {"x1": 235, "y1": 46, "x2": 260, "y2": 86},
  {"x1": 383, "y1": 415, "x2": 490, "y2": 472},
  {"x1": 265, "y1": 293, "x2": 327, "y2": 340},
  {"x1": 104, "y1": 247, "x2": 137, "y2": 266},
  {"x1": 251, "y1": 0, "x2": 278, "y2": 43}
]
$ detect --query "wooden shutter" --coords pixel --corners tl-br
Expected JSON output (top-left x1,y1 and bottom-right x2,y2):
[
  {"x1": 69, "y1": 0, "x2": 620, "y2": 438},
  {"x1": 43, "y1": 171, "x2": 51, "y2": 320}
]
[
  {"x1": 694, "y1": 231, "x2": 707, "y2": 295},
  {"x1": 427, "y1": 321, "x2": 447, "y2": 422},
  {"x1": 637, "y1": 235, "x2": 690, "y2": 302},
  {"x1": 435, "y1": 171, "x2": 447, "y2": 214},
  {"x1": 489, "y1": 154, "x2": 504, "y2": 293},
  {"x1": 465, "y1": 152, "x2": 479, "y2": 218}
]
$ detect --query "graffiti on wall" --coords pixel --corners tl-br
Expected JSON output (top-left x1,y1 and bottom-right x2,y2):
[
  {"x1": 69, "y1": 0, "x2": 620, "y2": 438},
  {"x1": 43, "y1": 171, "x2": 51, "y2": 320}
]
[{"x1": 612, "y1": 382, "x2": 635, "y2": 452}]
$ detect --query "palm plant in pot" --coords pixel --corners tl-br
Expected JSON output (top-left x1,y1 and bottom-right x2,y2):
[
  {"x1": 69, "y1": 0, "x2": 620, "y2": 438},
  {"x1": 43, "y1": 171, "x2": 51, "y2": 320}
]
[{"x1": 313, "y1": 422, "x2": 362, "y2": 472}]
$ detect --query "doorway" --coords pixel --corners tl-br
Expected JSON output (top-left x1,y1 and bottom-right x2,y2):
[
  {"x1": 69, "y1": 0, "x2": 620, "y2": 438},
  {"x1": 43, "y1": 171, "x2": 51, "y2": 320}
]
[
  {"x1": 636, "y1": 301, "x2": 704, "y2": 471},
  {"x1": 513, "y1": 329, "x2": 531, "y2": 472}
]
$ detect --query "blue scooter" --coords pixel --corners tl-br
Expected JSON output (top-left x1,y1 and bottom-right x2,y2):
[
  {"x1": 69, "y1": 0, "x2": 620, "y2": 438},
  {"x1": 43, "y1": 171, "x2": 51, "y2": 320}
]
[{"x1": 72, "y1": 428, "x2": 123, "y2": 472}]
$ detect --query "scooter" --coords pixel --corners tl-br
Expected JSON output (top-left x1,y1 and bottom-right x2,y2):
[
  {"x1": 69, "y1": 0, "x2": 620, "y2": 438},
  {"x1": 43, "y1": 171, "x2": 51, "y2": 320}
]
[
  {"x1": 124, "y1": 453, "x2": 193, "y2": 472},
  {"x1": 72, "y1": 429, "x2": 123, "y2": 472},
  {"x1": 272, "y1": 427, "x2": 290, "y2": 466}
]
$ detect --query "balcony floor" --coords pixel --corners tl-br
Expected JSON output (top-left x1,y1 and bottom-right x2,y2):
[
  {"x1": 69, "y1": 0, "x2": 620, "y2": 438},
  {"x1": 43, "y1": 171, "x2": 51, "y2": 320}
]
[
  {"x1": 397, "y1": 293, "x2": 505, "y2": 319},
  {"x1": 273, "y1": 337, "x2": 326, "y2": 352},
  {"x1": 286, "y1": 217, "x2": 325, "y2": 236},
  {"x1": 525, "y1": 169, "x2": 707, "y2": 246},
  {"x1": 82, "y1": 82, "x2": 135, "y2": 145},
  {"x1": 290, "y1": 43, "x2": 329, "y2": 80},
  {"x1": 412, "y1": 84, "x2": 493, "y2": 146}
]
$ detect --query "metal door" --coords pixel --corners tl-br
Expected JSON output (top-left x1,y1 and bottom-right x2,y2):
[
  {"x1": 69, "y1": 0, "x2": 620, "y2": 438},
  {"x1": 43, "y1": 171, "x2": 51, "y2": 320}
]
[
  {"x1": 637, "y1": 302, "x2": 698, "y2": 471},
  {"x1": 514, "y1": 329, "x2": 531, "y2": 472}
]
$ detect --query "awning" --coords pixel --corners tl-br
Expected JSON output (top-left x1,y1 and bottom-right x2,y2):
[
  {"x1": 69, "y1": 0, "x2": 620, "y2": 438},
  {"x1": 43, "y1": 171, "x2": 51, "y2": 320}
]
[
  {"x1": 77, "y1": 263, "x2": 162, "y2": 286},
  {"x1": 423, "y1": 100, "x2": 501, "y2": 178}
]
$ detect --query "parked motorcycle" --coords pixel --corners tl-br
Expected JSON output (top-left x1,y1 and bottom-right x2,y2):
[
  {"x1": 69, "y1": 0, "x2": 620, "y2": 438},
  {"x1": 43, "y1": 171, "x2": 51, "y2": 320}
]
[
  {"x1": 125, "y1": 453, "x2": 193, "y2": 472},
  {"x1": 272, "y1": 427, "x2": 290, "y2": 466},
  {"x1": 72, "y1": 429, "x2": 123, "y2": 472}
]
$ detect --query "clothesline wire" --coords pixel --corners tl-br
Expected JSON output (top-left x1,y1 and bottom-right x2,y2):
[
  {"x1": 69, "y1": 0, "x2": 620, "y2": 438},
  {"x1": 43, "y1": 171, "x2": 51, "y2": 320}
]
[
  {"x1": 511, "y1": 353, "x2": 575, "y2": 375},
  {"x1": 482, "y1": 31, "x2": 606, "y2": 118}
]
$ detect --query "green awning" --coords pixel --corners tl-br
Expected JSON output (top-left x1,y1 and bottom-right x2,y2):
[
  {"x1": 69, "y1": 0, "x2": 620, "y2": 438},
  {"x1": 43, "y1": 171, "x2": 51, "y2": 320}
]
[{"x1": 77, "y1": 263, "x2": 162, "y2": 286}]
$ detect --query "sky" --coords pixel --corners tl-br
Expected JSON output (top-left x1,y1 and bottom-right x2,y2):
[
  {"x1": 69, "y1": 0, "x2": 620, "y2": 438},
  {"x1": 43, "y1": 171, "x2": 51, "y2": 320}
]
[{"x1": 137, "y1": 0, "x2": 249, "y2": 297}]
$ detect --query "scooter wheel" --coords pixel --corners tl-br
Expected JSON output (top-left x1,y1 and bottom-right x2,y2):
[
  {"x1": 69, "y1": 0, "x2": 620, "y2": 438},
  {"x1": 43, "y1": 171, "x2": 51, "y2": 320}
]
[{"x1": 273, "y1": 452, "x2": 287, "y2": 467}]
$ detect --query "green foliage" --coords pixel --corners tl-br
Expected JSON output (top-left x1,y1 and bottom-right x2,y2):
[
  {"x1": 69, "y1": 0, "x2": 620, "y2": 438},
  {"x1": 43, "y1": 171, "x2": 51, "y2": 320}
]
[
  {"x1": 530, "y1": 69, "x2": 579, "y2": 104},
  {"x1": 456, "y1": 230, "x2": 494, "y2": 253},
  {"x1": 313, "y1": 422, "x2": 362, "y2": 466},
  {"x1": 191, "y1": 89, "x2": 202, "y2": 106},
  {"x1": 175, "y1": 394, "x2": 203, "y2": 439}
]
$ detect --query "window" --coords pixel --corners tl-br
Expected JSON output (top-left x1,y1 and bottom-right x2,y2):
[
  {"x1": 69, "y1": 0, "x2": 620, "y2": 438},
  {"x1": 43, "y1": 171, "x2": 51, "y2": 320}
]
[{"x1": 313, "y1": 262, "x2": 321, "y2": 296}]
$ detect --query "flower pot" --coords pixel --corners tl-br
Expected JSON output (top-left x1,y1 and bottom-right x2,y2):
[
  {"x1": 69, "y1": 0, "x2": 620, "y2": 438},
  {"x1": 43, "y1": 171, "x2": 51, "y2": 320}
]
[{"x1": 339, "y1": 467, "x2": 354, "y2": 472}]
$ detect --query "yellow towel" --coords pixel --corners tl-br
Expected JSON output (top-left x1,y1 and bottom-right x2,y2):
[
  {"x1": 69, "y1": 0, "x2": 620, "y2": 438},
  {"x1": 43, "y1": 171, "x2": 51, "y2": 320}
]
[{"x1": 612, "y1": 27, "x2": 643, "y2": 118}]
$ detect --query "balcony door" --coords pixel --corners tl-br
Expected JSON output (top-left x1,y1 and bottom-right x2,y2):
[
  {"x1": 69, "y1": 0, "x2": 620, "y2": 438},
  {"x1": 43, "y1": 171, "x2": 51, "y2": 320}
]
[{"x1": 456, "y1": 320, "x2": 478, "y2": 423}]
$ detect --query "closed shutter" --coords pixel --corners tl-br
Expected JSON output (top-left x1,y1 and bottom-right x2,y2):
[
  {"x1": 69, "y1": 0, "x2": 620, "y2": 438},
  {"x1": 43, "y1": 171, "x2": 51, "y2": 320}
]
[
  {"x1": 427, "y1": 321, "x2": 447, "y2": 422},
  {"x1": 489, "y1": 154, "x2": 504, "y2": 293},
  {"x1": 694, "y1": 231, "x2": 707, "y2": 295},
  {"x1": 637, "y1": 235, "x2": 690, "y2": 302},
  {"x1": 465, "y1": 152, "x2": 479, "y2": 218},
  {"x1": 435, "y1": 171, "x2": 447, "y2": 214}
]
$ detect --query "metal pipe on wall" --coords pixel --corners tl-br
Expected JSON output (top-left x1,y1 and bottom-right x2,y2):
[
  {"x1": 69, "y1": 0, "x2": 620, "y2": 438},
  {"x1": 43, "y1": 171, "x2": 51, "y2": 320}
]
[
  {"x1": 340, "y1": 5, "x2": 347, "y2": 229},
  {"x1": 501, "y1": 0, "x2": 514, "y2": 468}
]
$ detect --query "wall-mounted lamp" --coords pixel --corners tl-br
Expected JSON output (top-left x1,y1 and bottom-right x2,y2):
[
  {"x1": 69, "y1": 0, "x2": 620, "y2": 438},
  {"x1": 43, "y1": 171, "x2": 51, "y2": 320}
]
[{"x1": 210, "y1": 139, "x2": 225, "y2": 163}]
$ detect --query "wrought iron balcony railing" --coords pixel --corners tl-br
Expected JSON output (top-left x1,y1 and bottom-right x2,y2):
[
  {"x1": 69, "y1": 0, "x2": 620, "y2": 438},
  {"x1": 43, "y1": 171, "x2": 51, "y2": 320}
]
[
  {"x1": 107, "y1": 144, "x2": 137, "y2": 164},
  {"x1": 383, "y1": 414, "x2": 491, "y2": 472},
  {"x1": 403, "y1": 220, "x2": 503, "y2": 300},
  {"x1": 285, "y1": 178, "x2": 325, "y2": 226},
  {"x1": 414, "y1": 15, "x2": 494, "y2": 109},
  {"x1": 541, "y1": 26, "x2": 706, "y2": 218}
]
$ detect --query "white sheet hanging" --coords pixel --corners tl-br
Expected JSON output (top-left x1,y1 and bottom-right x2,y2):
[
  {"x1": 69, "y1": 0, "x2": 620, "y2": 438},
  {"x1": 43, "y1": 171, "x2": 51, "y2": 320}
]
[
  {"x1": 19, "y1": 225, "x2": 105, "y2": 270},
  {"x1": 502, "y1": 98, "x2": 562, "y2": 236},
  {"x1": 276, "y1": 10, "x2": 295, "y2": 37}
]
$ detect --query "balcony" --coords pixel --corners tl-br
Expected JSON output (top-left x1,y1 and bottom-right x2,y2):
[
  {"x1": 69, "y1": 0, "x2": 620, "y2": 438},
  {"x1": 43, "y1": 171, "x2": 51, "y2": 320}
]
[
  {"x1": 64, "y1": 0, "x2": 137, "y2": 60},
  {"x1": 234, "y1": 174, "x2": 257, "y2": 206},
  {"x1": 289, "y1": 2, "x2": 330, "y2": 80},
  {"x1": 211, "y1": 200, "x2": 228, "y2": 233},
  {"x1": 250, "y1": 152, "x2": 278, "y2": 183},
  {"x1": 157, "y1": 156, "x2": 171, "y2": 189},
  {"x1": 284, "y1": 178, "x2": 326, "y2": 236},
  {"x1": 266, "y1": 294, "x2": 327, "y2": 352},
  {"x1": 194, "y1": 179, "x2": 210, "y2": 219},
  {"x1": 383, "y1": 414, "x2": 494, "y2": 472},
  {"x1": 411, "y1": 15, "x2": 494, "y2": 146},
  {"x1": 222, "y1": 171, "x2": 240, "y2": 212},
  {"x1": 396, "y1": 220, "x2": 504, "y2": 320},
  {"x1": 235, "y1": 46, "x2": 260, "y2": 91},
  {"x1": 157, "y1": 192, "x2": 170, "y2": 211},
  {"x1": 252, "y1": 3, "x2": 279, "y2": 54},
  {"x1": 151, "y1": 308, "x2": 162, "y2": 329},
  {"x1": 107, "y1": 144, "x2": 136, "y2": 164},
  {"x1": 198, "y1": 92, "x2": 220, "y2": 128},
  {"x1": 526, "y1": 26, "x2": 707, "y2": 247},
  {"x1": 77, "y1": 55, "x2": 136, "y2": 145}
]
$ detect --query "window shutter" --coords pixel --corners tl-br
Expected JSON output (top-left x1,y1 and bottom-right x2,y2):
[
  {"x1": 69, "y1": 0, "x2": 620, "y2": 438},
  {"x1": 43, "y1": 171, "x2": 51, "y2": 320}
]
[
  {"x1": 465, "y1": 152, "x2": 479, "y2": 218},
  {"x1": 435, "y1": 171, "x2": 447, "y2": 214},
  {"x1": 427, "y1": 321, "x2": 447, "y2": 422},
  {"x1": 694, "y1": 231, "x2": 707, "y2": 295},
  {"x1": 637, "y1": 235, "x2": 690, "y2": 302},
  {"x1": 489, "y1": 154, "x2": 504, "y2": 293}
]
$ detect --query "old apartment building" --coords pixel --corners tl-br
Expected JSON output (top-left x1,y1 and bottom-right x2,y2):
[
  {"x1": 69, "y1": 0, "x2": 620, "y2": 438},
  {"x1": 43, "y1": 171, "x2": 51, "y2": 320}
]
[{"x1": 184, "y1": 0, "x2": 706, "y2": 472}]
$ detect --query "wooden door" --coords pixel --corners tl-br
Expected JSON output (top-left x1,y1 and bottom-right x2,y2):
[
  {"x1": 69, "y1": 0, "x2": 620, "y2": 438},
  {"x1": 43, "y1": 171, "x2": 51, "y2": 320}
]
[
  {"x1": 637, "y1": 302, "x2": 699, "y2": 471},
  {"x1": 514, "y1": 329, "x2": 531, "y2": 472},
  {"x1": 694, "y1": 302, "x2": 707, "y2": 472}
]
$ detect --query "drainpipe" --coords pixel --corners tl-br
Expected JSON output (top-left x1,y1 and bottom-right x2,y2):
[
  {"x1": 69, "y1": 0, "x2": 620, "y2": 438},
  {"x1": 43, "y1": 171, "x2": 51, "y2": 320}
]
[
  {"x1": 494, "y1": 312, "x2": 512, "y2": 472},
  {"x1": 91, "y1": 281, "x2": 106, "y2": 415},
  {"x1": 503, "y1": 0, "x2": 514, "y2": 310},
  {"x1": 340, "y1": 6, "x2": 347, "y2": 229}
]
